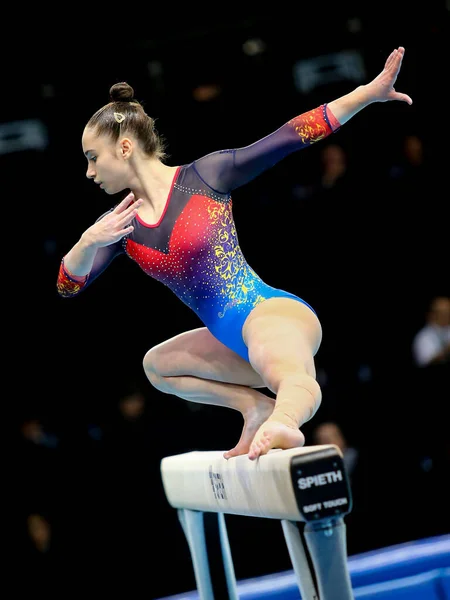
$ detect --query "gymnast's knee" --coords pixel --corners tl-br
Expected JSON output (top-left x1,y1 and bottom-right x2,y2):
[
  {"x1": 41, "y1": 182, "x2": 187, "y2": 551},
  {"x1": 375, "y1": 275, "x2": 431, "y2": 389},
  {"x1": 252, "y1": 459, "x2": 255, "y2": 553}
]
[{"x1": 142, "y1": 348, "x2": 167, "y2": 391}]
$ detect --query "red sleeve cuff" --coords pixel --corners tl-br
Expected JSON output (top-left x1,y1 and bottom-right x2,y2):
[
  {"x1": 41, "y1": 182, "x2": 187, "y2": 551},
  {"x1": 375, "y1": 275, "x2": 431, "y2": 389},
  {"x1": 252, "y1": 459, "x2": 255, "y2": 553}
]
[
  {"x1": 324, "y1": 104, "x2": 341, "y2": 132},
  {"x1": 288, "y1": 105, "x2": 340, "y2": 145},
  {"x1": 56, "y1": 259, "x2": 88, "y2": 297}
]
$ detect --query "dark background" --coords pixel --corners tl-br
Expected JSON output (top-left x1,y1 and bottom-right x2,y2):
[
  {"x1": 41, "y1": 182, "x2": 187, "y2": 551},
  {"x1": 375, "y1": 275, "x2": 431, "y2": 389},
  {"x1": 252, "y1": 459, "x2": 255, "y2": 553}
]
[{"x1": 8, "y1": 4, "x2": 449, "y2": 598}]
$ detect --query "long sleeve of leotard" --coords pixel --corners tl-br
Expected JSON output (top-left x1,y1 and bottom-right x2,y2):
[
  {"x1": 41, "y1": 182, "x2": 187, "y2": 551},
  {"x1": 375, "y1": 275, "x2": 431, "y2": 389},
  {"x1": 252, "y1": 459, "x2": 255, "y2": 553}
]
[
  {"x1": 56, "y1": 209, "x2": 124, "y2": 297},
  {"x1": 193, "y1": 104, "x2": 340, "y2": 194}
]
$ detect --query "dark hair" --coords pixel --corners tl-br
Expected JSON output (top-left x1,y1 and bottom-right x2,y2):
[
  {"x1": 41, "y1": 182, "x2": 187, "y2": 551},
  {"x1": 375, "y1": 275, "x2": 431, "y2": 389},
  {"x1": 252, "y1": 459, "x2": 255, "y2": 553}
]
[{"x1": 86, "y1": 82, "x2": 167, "y2": 160}]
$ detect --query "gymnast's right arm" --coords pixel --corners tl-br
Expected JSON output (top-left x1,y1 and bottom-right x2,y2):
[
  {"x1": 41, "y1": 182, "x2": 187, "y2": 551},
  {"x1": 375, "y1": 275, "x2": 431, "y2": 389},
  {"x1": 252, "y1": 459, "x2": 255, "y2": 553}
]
[{"x1": 56, "y1": 193, "x2": 141, "y2": 298}]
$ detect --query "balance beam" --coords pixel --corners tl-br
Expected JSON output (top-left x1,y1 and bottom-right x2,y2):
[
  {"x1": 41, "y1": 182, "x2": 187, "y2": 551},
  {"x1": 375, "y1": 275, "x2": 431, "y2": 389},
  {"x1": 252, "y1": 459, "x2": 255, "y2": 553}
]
[{"x1": 161, "y1": 444, "x2": 355, "y2": 599}]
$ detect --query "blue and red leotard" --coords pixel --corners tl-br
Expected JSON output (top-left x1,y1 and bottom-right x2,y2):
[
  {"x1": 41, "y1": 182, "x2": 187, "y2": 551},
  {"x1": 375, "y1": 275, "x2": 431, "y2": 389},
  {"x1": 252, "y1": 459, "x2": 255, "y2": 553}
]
[{"x1": 57, "y1": 105, "x2": 340, "y2": 361}]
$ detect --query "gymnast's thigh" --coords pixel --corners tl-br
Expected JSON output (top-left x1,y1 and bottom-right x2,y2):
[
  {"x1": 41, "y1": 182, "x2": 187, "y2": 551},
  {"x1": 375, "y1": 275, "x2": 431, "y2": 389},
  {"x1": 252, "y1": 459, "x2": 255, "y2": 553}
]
[
  {"x1": 242, "y1": 297, "x2": 323, "y2": 391},
  {"x1": 143, "y1": 327, "x2": 265, "y2": 388}
]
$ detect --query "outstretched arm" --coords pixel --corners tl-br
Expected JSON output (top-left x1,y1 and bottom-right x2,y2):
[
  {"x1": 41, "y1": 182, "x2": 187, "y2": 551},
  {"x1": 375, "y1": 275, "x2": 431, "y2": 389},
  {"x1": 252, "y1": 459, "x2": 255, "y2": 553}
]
[
  {"x1": 328, "y1": 46, "x2": 412, "y2": 125},
  {"x1": 194, "y1": 46, "x2": 412, "y2": 194}
]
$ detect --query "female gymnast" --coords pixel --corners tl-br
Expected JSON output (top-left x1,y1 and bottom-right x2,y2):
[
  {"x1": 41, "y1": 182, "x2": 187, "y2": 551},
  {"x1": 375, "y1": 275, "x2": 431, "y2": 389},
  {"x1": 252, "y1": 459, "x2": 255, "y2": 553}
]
[{"x1": 57, "y1": 47, "x2": 412, "y2": 460}]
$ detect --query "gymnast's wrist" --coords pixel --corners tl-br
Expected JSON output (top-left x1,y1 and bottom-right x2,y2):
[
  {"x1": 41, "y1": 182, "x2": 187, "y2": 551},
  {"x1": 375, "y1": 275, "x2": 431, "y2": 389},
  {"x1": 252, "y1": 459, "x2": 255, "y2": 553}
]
[
  {"x1": 358, "y1": 82, "x2": 388, "y2": 106},
  {"x1": 350, "y1": 84, "x2": 375, "y2": 107},
  {"x1": 80, "y1": 229, "x2": 101, "y2": 250},
  {"x1": 61, "y1": 257, "x2": 88, "y2": 282}
]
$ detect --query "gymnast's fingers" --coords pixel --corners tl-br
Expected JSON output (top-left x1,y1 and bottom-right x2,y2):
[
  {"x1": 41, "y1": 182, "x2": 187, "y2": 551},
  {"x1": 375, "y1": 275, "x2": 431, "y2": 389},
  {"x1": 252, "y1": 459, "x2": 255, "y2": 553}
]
[
  {"x1": 384, "y1": 48, "x2": 396, "y2": 70},
  {"x1": 121, "y1": 225, "x2": 135, "y2": 237},
  {"x1": 390, "y1": 47, "x2": 404, "y2": 76},
  {"x1": 115, "y1": 192, "x2": 135, "y2": 212},
  {"x1": 124, "y1": 198, "x2": 143, "y2": 217}
]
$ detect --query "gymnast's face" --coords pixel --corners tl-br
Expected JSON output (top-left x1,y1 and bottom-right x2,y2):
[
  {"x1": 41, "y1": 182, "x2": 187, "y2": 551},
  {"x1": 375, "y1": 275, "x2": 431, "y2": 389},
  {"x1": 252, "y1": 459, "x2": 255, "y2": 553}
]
[{"x1": 82, "y1": 127, "x2": 132, "y2": 195}]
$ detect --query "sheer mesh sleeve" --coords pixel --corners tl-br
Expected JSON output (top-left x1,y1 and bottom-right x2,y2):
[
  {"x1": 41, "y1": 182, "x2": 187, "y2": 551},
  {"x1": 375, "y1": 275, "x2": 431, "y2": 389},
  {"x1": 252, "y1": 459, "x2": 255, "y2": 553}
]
[
  {"x1": 194, "y1": 104, "x2": 339, "y2": 194},
  {"x1": 56, "y1": 209, "x2": 124, "y2": 297}
]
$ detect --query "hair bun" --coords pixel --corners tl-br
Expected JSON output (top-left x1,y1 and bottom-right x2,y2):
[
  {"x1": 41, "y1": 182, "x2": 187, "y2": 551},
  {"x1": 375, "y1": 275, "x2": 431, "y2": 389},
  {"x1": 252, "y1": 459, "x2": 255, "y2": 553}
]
[{"x1": 109, "y1": 82, "x2": 135, "y2": 102}]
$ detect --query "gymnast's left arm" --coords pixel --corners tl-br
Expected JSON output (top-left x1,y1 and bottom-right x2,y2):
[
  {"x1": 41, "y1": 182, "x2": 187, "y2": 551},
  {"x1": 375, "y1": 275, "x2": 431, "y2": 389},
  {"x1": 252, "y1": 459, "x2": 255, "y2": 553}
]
[{"x1": 194, "y1": 46, "x2": 412, "y2": 194}]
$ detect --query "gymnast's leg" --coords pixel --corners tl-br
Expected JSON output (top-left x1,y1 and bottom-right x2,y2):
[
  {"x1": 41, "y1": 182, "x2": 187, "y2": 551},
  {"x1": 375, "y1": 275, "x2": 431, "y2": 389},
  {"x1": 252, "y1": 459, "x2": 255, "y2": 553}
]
[
  {"x1": 242, "y1": 298, "x2": 323, "y2": 460},
  {"x1": 142, "y1": 327, "x2": 276, "y2": 457}
]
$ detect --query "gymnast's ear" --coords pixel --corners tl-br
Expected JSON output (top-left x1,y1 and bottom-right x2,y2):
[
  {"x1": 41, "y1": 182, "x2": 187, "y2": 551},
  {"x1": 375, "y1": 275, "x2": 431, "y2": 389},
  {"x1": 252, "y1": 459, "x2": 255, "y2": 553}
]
[{"x1": 118, "y1": 137, "x2": 133, "y2": 160}]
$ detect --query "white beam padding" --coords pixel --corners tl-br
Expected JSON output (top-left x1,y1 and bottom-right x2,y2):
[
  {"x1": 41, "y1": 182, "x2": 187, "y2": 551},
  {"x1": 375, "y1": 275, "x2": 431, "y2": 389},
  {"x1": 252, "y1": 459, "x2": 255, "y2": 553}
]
[{"x1": 161, "y1": 445, "x2": 351, "y2": 522}]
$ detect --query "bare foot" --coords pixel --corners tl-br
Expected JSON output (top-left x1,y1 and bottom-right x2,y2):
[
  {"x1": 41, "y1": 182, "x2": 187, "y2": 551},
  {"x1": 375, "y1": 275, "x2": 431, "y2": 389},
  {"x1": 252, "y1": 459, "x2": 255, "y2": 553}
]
[
  {"x1": 247, "y1": 421, "x2": 305, "y2": 461},
  {"x1": 223, "y1": 399, "x2": 275, "y2": 460}
]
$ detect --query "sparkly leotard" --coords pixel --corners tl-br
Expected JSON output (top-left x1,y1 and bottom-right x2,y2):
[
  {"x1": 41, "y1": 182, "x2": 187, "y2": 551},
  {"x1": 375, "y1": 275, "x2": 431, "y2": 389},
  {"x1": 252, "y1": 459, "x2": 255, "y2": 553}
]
[{"x1": 57, "y1": 104, "x2": 340, "y2": 361}]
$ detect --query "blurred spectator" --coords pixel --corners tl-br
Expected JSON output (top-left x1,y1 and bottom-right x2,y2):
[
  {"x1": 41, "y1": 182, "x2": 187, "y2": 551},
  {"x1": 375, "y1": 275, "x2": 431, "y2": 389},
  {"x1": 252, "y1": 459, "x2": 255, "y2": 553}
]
[
  {"x1": 389, "y1": 134, "x2": 425, "y2": 178},
  {"x1": 409, "y1": 295, "x2": 449, "y2": 533},
  {"x1": 384, "y1": 133, "x2": 445, "y2": 288},
  {"x1": 318, "y1": 142, "x2": 350, "y2": 190},
  {"x1": 20, "y1": 417, "x2": 60, "y2": 449},
  {"x1": 26, "y1": 512, "x2": 52, "y2": 554},
  {"x1": 311, "y1": 420, "x2": 359, "y2": 479},
  {"x1": 16, "y1": 511, "x2": 64, "y2": 596},
  {"x1": 310, "y1": 420, "x2": 373, "y2": 555},
  {"x1": 386, "y1": 132, "x2": 436, "y2": 215},
  {"x1": 412, "y1": 295, "x2": 450, "y2": 367},
  {"x1": 16, "y1": 417, "x2": 61, "y2": 516},
  {"x1": 82, "y1": 378, "x2": 157, "y2": 584},
  {"x1": 118, "y1": 386, "x2": 146, "y2": 421},
  {"x1": 291, "y1": 141, "x2": 353, "y2": 204},
  {"x1": 101, "y1": 380, "x2": 150, "y2": 454}
]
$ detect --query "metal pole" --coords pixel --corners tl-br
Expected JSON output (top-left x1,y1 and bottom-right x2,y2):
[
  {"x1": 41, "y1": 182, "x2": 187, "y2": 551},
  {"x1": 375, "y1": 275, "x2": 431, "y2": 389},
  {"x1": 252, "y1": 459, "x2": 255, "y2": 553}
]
[{"x1": 178, "y1": 509, "x2": 214, "y2": 600}]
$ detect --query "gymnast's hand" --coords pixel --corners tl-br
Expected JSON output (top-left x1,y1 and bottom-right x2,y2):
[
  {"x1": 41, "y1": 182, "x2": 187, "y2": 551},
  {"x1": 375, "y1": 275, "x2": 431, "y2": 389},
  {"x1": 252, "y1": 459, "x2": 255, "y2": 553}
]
[
  {"x1": 365, "y1": 46, "x2": 413, "y2": 105},
  {"x1": 84, "y1": 192, "x2": 143, "y2": 248}
]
